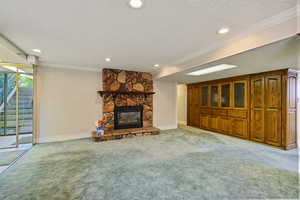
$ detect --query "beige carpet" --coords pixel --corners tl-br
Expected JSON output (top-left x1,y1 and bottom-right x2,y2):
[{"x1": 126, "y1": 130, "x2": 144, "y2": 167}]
[{"x1": 0, "y1": 128, "x2": 298, "y2": 199}]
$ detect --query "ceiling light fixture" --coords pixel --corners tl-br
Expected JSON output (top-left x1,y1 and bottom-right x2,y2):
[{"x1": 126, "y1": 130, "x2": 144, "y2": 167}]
[
  {"x1": 217, "y1": 27, "x2": 230, "y2": 34},
  {"x1": 32, "y1": 49, "x2": 42, "y2": 54},
  {"x1": 129, "y1": 0, "x2": 143, "y2": 9},
  {"x1": 187, "y1": 64, "x2": 237, "y2": 76},
  {"x1": 105, "y1": 58, "x2": 111, "y2": 62},
  {"x1": 154, "y1": 64, "x2": 160, "y2": 67}
]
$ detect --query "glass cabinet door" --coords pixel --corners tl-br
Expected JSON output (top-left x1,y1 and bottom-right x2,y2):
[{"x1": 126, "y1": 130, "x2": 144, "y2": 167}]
[
  {"x1": 210, "y1": 85, "x2": 219, "y2": 107},
  {"x1": 221, "y1": 84, "x2": 230, "y2": 107},
  {"x1": 201, "y1": 86, "x2": 208, "y2": 106},
  {"x1": 234, "y1": 82, "x2": 246, "y2": 108}
]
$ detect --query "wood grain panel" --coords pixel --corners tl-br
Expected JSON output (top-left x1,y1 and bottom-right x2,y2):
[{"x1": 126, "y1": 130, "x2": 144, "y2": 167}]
[
  {"x1": 200, "y1": 114, "x2": 209, "y2": 129},
  {"x1": 191, "y1": 85, "x2": 200, "y2": 127},
  {"x1": 218, "y1": 116, "x2": 230, "y2": 134},
  {"x1": 228, "y1": 110, "x2": 247, "y2": 119},
  {"x1": 287, "y1": 111, "x2": 296, "y2": 146},
  {"x1": 231, "y1": 118, "x2": 248, "y2": 139},
  {"x1": 250, "y1": 110, "x2": 264, "y2": 142},
  {"x1": 209, "y1": 115, "x2": 218, "y2": 130},
  {"x1": 288, "y1": 76, "x2": 296, "y2": 108},
  {"x1": 265, "y1": 75, "x2": 281, "y2": 109},
  {"x1": 250, "y1": 76, "x2": 265, "y2": 143},
  {"x1": 265, "y1": 110, "x2": 281, "y2": 146},
  {"x1": 265, "y1": 75, "x2": 281, "y2": 146},
  {"x1": 187, "y1": 86, "x2": 192, "y2": 126},
  {"x1": 251, "y1": 77, "x2": 264, "y2": 108}
]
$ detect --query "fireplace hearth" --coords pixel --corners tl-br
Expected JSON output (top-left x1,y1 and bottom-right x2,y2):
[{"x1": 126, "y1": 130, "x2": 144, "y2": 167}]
[{"x1": 114, "y1": 106, "x2": 143, "y2": 129}]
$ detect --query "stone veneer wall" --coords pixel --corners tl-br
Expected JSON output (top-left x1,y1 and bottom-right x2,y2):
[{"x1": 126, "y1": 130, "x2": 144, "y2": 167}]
[{"x1": 102, "y1": 69, "x2": 153, "y2": 131}]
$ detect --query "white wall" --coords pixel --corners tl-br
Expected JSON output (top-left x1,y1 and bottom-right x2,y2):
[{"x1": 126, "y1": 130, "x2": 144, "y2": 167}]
[
  {"x1": 297, "y1": 71, "x2": 300, "y2": 145},
  {"x1": 177, "y1": 84, "x2": 187, "y2": 125},
  {"x1": 36, "y1": 66, "x2": 178, "y2": 143},
  {"x1": 36, "y1": 66, "x2": 102, "y2": 143},
  {"x1": 153, "y1": 80, "x2": 178, "y2": 130}
]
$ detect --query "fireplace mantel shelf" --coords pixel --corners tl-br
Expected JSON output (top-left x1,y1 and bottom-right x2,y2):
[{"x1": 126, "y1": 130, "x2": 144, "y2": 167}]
[{"x1": 97, "y1": 91, "x2": 155, "y2": 97}]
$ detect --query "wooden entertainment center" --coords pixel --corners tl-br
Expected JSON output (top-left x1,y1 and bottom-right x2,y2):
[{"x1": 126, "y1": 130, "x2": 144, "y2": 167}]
[{"x1": 187, "y1": 69, "x2": 298, "y2": 150}]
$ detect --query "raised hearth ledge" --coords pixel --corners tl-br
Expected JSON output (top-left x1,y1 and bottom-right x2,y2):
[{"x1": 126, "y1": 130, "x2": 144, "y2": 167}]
[{"x1": 92, "y1": 127, "x2": 160, "y2": 142}]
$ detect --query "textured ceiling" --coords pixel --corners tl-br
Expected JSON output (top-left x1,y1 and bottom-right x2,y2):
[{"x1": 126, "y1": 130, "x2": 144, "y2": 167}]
[{"x1": 0, "y1": 0, "x2": 297, "y2": 72}]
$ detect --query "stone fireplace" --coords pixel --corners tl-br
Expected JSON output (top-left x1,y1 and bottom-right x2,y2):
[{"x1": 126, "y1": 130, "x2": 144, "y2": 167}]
[
  {"x1": 102, "y1": 68, "x2": 154, "y2": 131},
  {"x1": 93, "y1": 68, "x2": 159, "y2": 142},
  {"x1": 114, "y1": 105, "x2": 143, "y2": 129}
]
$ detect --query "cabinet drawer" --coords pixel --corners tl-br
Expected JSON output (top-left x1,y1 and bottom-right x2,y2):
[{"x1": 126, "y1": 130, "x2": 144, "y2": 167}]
[
  {"x1": 213, "y1": 109, "x2": 227, "y2": 116},
  {"x1": 200, "y1": 109, "x2": 211, "y2": 114},
  {"x1": 229, "y1": 110, "x2": 247, "y2": 119}
]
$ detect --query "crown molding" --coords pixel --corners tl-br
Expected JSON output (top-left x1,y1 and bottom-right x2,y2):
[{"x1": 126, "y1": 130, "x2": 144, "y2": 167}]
[
  {"x1": 172, "y1": 5, "x2": 299, "y2": 66},
  {"x1": 39, "y1": 62, "x2": 101, "y2": 72}
]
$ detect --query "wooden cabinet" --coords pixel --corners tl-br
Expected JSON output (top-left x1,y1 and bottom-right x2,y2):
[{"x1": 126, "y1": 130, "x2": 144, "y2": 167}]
[
  {"x1": 200, "y1": 114, "x2": 209, "y2": 129},
  {"x1": 265, "y1": 75, "x2": 282, "y2": 146},
  {"x1": 187, "y1": 69, "x2": 297, "y2": 150},
  {"x1": 187, "y1": 85, "x2": 200, "y2": 127},
  {"x1": 218, "y1": 116, "x2": 230, "y2": 134},
  {"x1": 200, "y1": 86, "x2": 209, "y2": 107},
  {"x1": 250, "y1": 76, "x2": 265, "y2": 142},
  {"x1": 209, "y1": 114, "x2": 218, "y2": 130},
  {"x1": 282, "y1": 70, "x2": 297, "y2": 150},
  {"x1": 231, "y1": 118, "x2": 248, "y2": 139},
  {"x1": 250, "y1": 74, "x2": 282, "y2": 146},
  {"x1": 210, "y1": 85, "x2": 219, "y2": 107},
  {"x1": 265, "y1": 110, "x2": 281, "y2": 146},
  {"x1": 221, "y1": 83, "x2": 231, "y2": 107}
]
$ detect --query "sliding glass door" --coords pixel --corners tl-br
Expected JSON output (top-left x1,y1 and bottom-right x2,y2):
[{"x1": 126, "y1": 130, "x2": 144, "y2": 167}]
[{"x1": 0, "y1": 64, "x2": 33, "y2": 149}]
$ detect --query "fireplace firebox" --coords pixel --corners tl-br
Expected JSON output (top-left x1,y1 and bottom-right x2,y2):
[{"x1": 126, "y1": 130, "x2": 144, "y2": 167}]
[{"x1": 114, "y1": 106, "x2": 143, "y2": 129}]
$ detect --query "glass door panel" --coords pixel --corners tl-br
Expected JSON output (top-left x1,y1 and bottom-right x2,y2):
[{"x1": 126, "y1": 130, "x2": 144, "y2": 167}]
[
  {"x1": 234, "y1": 82, "x2": 246, "y2": 108},
  {"x1": 201, "y1": 86, "x2": 208, "y2": 106},
  {"x1": 221, "y1": 84, "x2": 230, "y2": 107},
  {"x1": 210, "y1": 85, "x2": 219, "y2": 107},
  {"x1": 18, "y1": 72, "x2": 33, "y2": 145},
  {"x1": 0, "y1": 71, "x2": 17, "y2": 148},
  {"x1": 6, "y1": 73, "x2": 17, "y2": 136},
  {"x1": 0, "y1": 64, "x2": 34, "y2": 149}
]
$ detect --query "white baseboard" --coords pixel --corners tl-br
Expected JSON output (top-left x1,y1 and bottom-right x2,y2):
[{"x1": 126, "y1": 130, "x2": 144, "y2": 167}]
[
  {"x1": 38, "y1": 131, "x2": 91, "y2": 143},
  {"x1": 38, "y1": 124, "x2": 180, "y2": 143},
  {"x1": 157, "y1": 125, "x2": 178, "y2": 130},
  {"x1": 178, "y1": 120, "x2": 187, "y2": 125}
]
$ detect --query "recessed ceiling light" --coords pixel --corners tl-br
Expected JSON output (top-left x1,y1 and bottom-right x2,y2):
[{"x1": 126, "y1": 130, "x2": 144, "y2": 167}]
[
  {"x1": 217, "y1": 27, "x2": 230, "y2": 34},
  {"x1": 105, "y1": 58, "x2": 111, "y2": 62},
  {"x1": 154, "y1": 64, "x2": 160, "y2": 67},
  {"x1": 129, "y1": 0, "x2": 143, "y2": 9},
  {"x1": 187, "y1": 64, "x2": 237, "y2": 76},
  {"x1": 32, "y1": 49, "x2": 42, "y2": 53}
]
